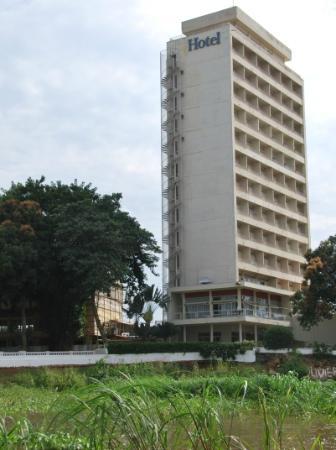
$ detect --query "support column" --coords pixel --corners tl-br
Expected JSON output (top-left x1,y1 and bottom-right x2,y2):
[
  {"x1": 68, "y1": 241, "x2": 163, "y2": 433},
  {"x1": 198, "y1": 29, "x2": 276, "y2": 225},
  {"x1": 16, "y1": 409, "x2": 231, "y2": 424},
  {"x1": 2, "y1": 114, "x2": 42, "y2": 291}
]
[
  {"x1": 182, "y1": 293, "x2": 186, "y2": 320},
  {"x1": 210, "y1": 323, "x2": 214, "y2": 342},
  {"x1": 254, "y1": 324, "x2": 258, "y2": 343},
  {"x1": 253, "y1": 290, "x2": 257, "y2": 317},
  {"x1": 209, "y1": 290, "x2": 213, "y2": 318},
  {"x1": 239, "y1": 323, "x2": 243, "y2": 343},
  {"x1": 183, "y1": 325, "x2": 187, "y2": 343},
  {"x1": 267, "y1": 293, "x2": 271, "y2": 318},
  {"x1": 237, "y1": 287, "x2": 242, "y2": 311}
]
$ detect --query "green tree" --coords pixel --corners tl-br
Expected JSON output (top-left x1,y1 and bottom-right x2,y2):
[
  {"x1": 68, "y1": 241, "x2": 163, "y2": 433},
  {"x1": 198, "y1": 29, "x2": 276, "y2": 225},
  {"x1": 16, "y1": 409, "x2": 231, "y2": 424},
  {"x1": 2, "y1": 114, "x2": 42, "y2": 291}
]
[
  {"x1": 292, "y1": 235, "x2": 336, "y2": 328},
  {"x1": 152, "y1": 322, "x2": 177, "y2": 341},
  {"x1": 125, "y1": 284, "x2": 167, "y2": 323},
  {"x1": 0, "y1": 177, "x2": 160, "y2": 349},
  {"x1": 0, "y1": 199, "x2": 42, "y2": 349}
]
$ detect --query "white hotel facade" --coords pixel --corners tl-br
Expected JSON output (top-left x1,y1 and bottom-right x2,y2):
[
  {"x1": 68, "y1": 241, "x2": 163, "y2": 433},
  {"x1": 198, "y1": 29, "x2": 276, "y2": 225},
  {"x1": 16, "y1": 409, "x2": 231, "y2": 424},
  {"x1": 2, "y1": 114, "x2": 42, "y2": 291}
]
[{"x1": 161, "y1": 7, "x2": 315, "y2": 343}]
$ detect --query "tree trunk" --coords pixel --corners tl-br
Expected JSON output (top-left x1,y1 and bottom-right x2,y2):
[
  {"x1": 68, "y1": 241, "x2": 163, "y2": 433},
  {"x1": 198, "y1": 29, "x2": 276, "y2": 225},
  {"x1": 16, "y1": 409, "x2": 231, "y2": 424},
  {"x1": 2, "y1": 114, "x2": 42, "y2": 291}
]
[
  {"x1": 21, "y1": 301, "x2": 27, "y2": 350},
  {"x1": 92, "y1": 293, "x2": 107, "y2": 347}
]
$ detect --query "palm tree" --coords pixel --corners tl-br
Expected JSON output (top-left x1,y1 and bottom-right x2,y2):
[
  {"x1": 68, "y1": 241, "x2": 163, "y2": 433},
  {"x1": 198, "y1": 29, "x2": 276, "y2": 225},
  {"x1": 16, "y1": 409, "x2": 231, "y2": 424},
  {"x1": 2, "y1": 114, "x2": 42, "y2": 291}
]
[{"x1": 125, "y1": 284, "x2": 167, "y2": 323}]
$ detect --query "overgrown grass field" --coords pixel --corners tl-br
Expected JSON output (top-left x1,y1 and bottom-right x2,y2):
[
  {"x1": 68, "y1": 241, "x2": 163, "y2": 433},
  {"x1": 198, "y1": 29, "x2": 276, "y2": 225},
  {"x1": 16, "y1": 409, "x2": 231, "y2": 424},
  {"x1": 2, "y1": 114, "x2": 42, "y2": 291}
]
[{"x1": 0, "y1": 362, "x2": 335, "y2": 449}]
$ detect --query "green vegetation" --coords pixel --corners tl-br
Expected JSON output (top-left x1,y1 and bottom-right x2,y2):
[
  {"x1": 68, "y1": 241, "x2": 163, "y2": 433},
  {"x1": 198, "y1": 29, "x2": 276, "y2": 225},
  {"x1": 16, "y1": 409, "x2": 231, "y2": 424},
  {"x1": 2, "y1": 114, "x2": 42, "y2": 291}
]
[
  {"x1": 107, "y1": 341, "x2": 254, "y2": 359},
  {"x1": 263, "y1": 326, "x2": 294, "y2": 350},
  {"x1": 278, "y1": 354, "x2": 309, "y2": 378},
  {"x1": 292, "y1": 234, "x2": 336, "y2": 328},
  {"x1": 0, "y1": 177, "x2": 160, "y2": 349},
  {"x1": 0, "y1": 362, "x2": 335, "y2": 449},
  {"x1": 313, "y1": 341, "x2": 335, "y2": 359}
]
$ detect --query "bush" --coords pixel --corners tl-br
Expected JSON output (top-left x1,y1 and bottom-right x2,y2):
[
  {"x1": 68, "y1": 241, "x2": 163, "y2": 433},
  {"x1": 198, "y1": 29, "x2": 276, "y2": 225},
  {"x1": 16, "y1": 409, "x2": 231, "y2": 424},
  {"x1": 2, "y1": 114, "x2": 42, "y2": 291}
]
[
  {"x1": 263, "y1": 326, "x2": 294, "y2": 350},
  {"x1": 12, "y1": 368, "x2": 86, "y2": 391},
  {"x1": 278, "y1": 355, "x2": 309, "y2": 378},
  {"x1": 312, "y1": 342, "x2": 333, "y2": 359},
  {"x1": 107, "y1": 341, "x2": 254, "y2": 360}
]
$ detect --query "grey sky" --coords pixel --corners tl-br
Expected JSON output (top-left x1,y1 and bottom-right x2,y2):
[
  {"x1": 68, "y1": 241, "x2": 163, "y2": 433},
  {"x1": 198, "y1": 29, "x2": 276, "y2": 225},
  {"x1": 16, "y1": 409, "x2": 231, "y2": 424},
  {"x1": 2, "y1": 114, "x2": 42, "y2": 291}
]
[{"x1": 0, "y1": 0, "x2": 335, "y2": 292}]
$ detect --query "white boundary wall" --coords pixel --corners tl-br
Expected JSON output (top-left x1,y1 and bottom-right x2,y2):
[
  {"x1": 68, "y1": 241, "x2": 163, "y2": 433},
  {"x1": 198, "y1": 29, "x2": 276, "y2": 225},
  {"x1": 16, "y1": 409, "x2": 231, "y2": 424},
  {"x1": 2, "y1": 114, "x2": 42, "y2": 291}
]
[
  {"x1": 0, "y1": 349, "x2": 256, "y2": 368},
  {"x1": 0, "y1": 348, "x2": 334, "y2": 368}
]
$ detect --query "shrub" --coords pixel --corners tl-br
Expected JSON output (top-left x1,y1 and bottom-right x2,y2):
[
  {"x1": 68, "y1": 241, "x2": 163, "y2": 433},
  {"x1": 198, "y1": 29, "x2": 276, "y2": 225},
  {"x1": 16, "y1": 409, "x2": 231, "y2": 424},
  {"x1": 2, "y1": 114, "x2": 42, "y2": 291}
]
[
  {"x1": 312, "y1": 342, "x2": 333, "y2": 359},
  {"x1": 278, "y1": 355, "x2": 309, "y2": 378},
  {"x1": 263, "y1": 326, "x2": 294, "y2": 350},
  {"x1": 12, "y1": 368, "x2": 86, "y2": 390},
  {"x1": 107, "y1": 341, "x2": 254, "y2": 360},
  {"x1": 85, "y1": 359, "x2": 111, "y2": 381}
]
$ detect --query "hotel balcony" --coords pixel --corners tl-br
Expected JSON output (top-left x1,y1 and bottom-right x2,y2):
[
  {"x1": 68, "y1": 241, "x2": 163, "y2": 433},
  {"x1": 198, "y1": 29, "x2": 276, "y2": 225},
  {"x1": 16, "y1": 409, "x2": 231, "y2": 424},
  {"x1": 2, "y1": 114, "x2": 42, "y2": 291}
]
[{"x1": 171, "y1": 301, "x2": 290, "y2": 327}]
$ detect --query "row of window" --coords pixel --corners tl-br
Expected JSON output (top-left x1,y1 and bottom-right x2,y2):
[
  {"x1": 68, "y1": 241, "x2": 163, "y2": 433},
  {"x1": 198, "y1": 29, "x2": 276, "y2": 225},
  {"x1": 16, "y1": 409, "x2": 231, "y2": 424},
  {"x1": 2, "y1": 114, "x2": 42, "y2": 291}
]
[
  {"x1": 232, "y1": 59, "x2": 302, "y2": 117},
  {"x1": 232, "y1": 37, "x2": 302, "y2": 97},
  {"x1": 237, "y1": 220, "x2": 307, "y2": 257},
  {"x1": 235, "y1": 129, "x2": 305, "y2": 176},
  {"x1": 236, "y1": 197, "x2": 308, "y2": 237},
  {"x1": 238, "y1": 244, "x2": 303, "y2": 277},
  {"x1": 239, "y1": 271, "x2": 300, "y2": 292},
  {"x1": 236, "y1": 152, "x2": 306, "y2": 199},
  {"x1": 236, "y1": 174, "x2": 306, "y2": 217},
  {"x1": 234, "y1": 82, "x2": 303, "y2": 136},
  {"x1": 234, "y1": 106, "x2": 304, "y2": 156}
]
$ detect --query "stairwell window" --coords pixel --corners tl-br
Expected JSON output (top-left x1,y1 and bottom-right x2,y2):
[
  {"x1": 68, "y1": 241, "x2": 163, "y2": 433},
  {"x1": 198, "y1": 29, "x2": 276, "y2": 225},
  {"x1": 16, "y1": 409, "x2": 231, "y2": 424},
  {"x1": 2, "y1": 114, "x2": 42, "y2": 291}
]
[{"x1": 176, "y1": 254, "x2": 180, "y2": 270}]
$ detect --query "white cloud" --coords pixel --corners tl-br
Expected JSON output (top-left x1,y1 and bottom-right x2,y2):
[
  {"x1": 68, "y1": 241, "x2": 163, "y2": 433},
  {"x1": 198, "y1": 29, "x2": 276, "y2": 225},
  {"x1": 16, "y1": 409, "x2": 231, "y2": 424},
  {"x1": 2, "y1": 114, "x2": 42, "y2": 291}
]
[{"x1": 0, "y1": 0, "x2": 335, "y2": 293}]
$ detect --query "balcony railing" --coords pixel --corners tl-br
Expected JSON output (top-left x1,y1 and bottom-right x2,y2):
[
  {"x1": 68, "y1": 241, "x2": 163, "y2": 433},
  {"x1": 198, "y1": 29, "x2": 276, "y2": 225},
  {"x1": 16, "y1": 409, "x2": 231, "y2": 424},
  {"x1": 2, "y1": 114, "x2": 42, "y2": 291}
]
[{"x1": 174, "y1": 302, "x2": 289, "y2": 321}]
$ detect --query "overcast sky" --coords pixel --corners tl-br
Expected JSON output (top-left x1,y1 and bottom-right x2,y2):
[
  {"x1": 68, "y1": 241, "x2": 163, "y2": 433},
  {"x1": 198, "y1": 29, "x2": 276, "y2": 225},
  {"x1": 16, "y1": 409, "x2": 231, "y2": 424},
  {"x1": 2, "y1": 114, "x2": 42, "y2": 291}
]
[{"x1": 0, "y1": 0, "x2": 335, "y2": 288}]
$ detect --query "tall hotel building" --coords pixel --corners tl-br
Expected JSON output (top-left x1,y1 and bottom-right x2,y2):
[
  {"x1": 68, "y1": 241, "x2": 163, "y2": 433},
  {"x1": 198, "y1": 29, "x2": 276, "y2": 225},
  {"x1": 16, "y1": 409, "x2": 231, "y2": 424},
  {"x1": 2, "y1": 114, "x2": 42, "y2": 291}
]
[{"x1": 161, "y1": 7, "x2": 310, "y2": 342}]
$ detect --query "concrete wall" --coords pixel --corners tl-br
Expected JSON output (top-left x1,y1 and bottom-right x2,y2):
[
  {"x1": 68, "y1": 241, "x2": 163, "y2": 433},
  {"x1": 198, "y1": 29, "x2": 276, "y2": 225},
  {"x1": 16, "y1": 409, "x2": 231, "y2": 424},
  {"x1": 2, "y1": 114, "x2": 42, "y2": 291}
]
[
  {"x1": 0, "y1": 349, "x2": 256, "y2": 368},
  {"x1": 292, "y1": 317, "x2": 336, "y2": 346},
  {"x1": 171, "y1": 25, "x2": 238, "y2": 287},
  {"x1": 2, "y1": 347, "x2": 334, "y2": 368}
]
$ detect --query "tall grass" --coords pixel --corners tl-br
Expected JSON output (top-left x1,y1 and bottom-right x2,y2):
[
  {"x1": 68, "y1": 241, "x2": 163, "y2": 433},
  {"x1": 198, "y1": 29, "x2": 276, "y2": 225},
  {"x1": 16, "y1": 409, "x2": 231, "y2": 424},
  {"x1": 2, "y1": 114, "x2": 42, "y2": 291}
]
[
  {"x1": 1, "y1": 375, "x2": 331, "y2": 449},
  {"x1": 0, "y1": 367, "x2": 334, "y2": 449}
]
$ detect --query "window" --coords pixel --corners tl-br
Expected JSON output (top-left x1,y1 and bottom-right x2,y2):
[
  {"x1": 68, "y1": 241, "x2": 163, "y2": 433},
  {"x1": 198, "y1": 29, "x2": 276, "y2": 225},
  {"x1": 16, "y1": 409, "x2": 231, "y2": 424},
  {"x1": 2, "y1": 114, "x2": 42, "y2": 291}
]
[
  {"x1": 176, "y1": 254, "x2": 180, "y2": 270},
  {"x1": 213, "y1": 302, "x2": 238, "y2": 317},
  {"x1": 174, "y1": 96, "x2": 177, "y2": 111},
  {"x1": 213, "y1": 331, "x2": 221, "y2": 342},
  {"x1": 175, "y1": 185, "x2": 179, "y2": 201},
  {"x1": 175, "y1": 163, "x2": 179, "y2": 178},
  {"x1": 198, "y1": 332, "x2": 210, "y2": 342},
  {"x1": 175, "y1": 208, "x2": 179, "y2": 223},
  {"x1": 231, "y1": 331, "x2": 239, "y2": 342},
  {"x1": 17, "y1": 324, "x2": 34, "y2": 331},
  {"x1": 174, "y1": 141, "x2": 178, "y2": 155},
  {"x1": 244, "y1": 331, "x2": 255, "y2": 341},
  {"x1": 185, "y1": 304, "x2": 209, "y2": 319},
  {"x1": 176, "y1": 231, "x2": 180, "y2": 246}
]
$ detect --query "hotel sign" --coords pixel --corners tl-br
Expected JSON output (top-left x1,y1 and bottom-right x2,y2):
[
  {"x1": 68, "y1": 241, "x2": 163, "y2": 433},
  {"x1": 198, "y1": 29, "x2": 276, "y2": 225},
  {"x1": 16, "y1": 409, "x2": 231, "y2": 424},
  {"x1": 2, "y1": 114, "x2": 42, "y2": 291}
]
[{"x1": 188, "y1": 32, "x2": 221, "y2": 51}]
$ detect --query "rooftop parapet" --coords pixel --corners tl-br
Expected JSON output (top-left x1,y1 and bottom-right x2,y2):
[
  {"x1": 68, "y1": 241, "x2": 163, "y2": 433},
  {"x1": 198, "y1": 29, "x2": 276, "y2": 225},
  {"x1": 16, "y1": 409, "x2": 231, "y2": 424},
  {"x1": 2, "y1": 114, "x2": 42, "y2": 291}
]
[{"x1": 181, "y1": 7, "x2": 291, "y2": 62}]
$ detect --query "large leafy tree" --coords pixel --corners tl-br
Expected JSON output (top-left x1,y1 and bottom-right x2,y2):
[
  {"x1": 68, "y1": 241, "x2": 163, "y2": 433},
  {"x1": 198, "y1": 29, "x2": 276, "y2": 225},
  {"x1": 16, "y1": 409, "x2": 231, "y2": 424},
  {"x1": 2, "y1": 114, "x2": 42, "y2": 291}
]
[
  {"x1": 0, "y1": 199, "x2": 42, "y2": 349},
  {"x1": 0, "y1": 177, "x2": 160, "y2": 349},
  {"x1": 292, "y1": 235, "x2": 336, "y2": 328}
]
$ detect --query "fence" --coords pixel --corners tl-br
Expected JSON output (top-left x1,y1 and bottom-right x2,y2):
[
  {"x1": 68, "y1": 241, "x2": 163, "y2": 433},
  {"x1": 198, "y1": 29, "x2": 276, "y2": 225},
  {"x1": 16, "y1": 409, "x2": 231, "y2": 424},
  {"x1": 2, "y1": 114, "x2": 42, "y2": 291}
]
[{"x1": 0, "y1": 348, "x2": 335, "y2": 368}]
